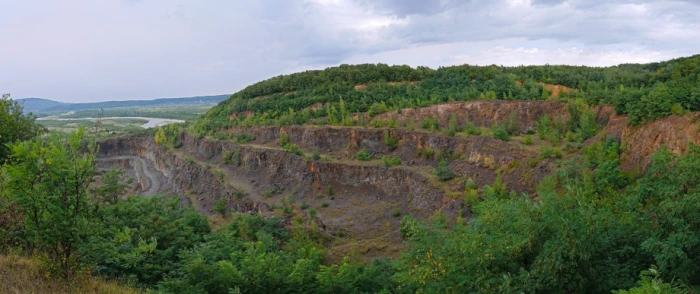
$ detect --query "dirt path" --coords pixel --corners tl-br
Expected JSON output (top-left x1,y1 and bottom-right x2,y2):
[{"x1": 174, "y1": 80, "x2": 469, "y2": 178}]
[{"x1": 97, "y1": 156, "x2": 162, "y2": 196}]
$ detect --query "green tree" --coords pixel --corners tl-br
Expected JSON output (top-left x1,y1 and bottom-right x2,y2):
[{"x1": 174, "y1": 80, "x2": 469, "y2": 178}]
[
  {"x1": 0, "y1": 94, "x2": 43, "y2": 163},
  {"x1": 435, "y1": 158, "x2": 454, "y2": 182},
  {"x1": 3, "y1": 128, "x2": 97, "y2": 278},
  {"x1": 95, "y1": 169, "x2": 130, "y2": 204}
]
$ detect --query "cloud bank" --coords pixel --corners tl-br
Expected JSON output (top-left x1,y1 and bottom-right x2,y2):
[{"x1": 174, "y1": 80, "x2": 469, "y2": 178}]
[{"x1": 0, "y1": 0, "x2": 698, "y2": 102}]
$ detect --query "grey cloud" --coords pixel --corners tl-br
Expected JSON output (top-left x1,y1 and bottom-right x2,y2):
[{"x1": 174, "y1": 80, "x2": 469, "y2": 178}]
[
  {"x1": 1, "y1": 0, "x2": 698, "y2": 102},
  {"x1": 354, "y1": 0, "x2": 461, "y2": 17}
]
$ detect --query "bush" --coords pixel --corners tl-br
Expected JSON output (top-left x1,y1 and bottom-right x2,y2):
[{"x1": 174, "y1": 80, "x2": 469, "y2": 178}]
[
  {"x1": 213, "y1": 198, "x2": 227, "y2": 217},
  {"x1": 381, "y1": 155, "x2": 402, "y2": 167},
  {"x1": 321, "y1": 202, "x2": 329, "y2": 208},
  {"x1": 506, "y1": 112, "x2": 520, "y2": 135},
  {"x1": 356, "y1": 149, "x2": 371, "y2": 161},
  {"x1": 540, "y1": 146, "x2": 563, "y2": 159},
  {"x1": 283, "y1": 143, "x2": 303, "y2": 156},
  {"x1": 523, "y1": 135, "x2": 533, "y2": 145},
  {"x1": 279, "y1": 131, "x2": 290, "y2": 146},
  {"x1": 465, "y1": 122, "x2": 482, "y2": 136},
  {"x1": 232, "y1": 133, "x2": 256, "y2": 144},
  {"x1": 370, "y1": 118, "x2": 385, "y2": 128},
  {"x1": 492, "y1": 124, "x2": 510, "y2": 141},
  {"x1": 392, "y1": 208, "x2": 401, "y2": 218},
  {"x1": 435, "y1": 158, "x2": 455, "y2": 182},
  {"x1": 419, "y1": 147, "x2": 435, "y2": 159},
  {"x1": 421, "y1": 117, "x2": 439, "y2": 132},
  {"x1": 312, "y1": 150, "x2": 321, "y2": 160},
  {"x1": 384, "y1": 130, "x2": 398, "y2": 150},
  {"x1": 223, "y1": 151, "x2": 233, "y2": 164}
]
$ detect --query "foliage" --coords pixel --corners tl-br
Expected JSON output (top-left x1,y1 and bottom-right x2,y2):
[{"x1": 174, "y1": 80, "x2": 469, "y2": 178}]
[
  {"x1": 2, "y1": 128, "x2": 97, "y2": 278},
  {"x1": 213, "y1": 198, "x2": 228, "y2": 217},
  {"x1": 464, "y1": 121, "x2": 482, "y2": 136},
  {"x1": 82, "y1": 195, "x2": 211, "y2": 286},
  {"x1": 154, "y1": 123, "x2": 183, "y2": 148},
  {"x1": 384, "y1": 130, "x2": 398, "y2": 150},
  {"x1": 435, "y1": 158, "x2": 455, "y2": 182},
  {"x1": 492, "y1": 124, "x2": 510, "y2": 141},
  {"x1": 95, "y1": 168, "x2": 131, "y2": 204},
  {"x1": 355, "y1": 149, "x2": 371, "y2": 161},
  {"x1": 506, "y1": 111, "x2": 520, "y2": 135},
  {"x1": 381, "y1": 155, "x2": 402, "y2": 167},
  {"x1": 232, "y1": 133, "x2": 256, "y2": 144},
  {"x1": 0, "y1": 94, "x2": 44, "y2": 163}
]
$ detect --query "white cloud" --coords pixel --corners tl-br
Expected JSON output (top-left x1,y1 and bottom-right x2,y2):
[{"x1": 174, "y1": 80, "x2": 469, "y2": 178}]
[{"x1": 0, "y1": 0, "x2": 698, "y2": 102}]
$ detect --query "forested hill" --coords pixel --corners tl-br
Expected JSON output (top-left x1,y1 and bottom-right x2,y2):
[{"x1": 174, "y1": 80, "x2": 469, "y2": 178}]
[
  {"x1": 18, "y1": 94, "x2": 230, "y2": 115},
  {"x1": 198, "y1": 55, "x2": 700, "y2": 133}
]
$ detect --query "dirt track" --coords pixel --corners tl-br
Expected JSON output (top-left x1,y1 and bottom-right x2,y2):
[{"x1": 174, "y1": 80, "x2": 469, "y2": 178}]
[{"x1": 96, "y1": 156, "x2": 163, "y2": 196}]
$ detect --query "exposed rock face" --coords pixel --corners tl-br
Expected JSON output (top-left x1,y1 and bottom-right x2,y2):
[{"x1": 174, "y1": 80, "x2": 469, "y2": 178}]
[
  {"x1": 375, "y1": 100, "x2": 569, "y2": 133},
  {"x1": 601, "y1": 112, "x2": 700, "y2": 172},
  {"x1": 97, "y1": 133, "x2": 476, "y2": 259},
  {"x1": 230, "y1": 125, "x2": 548, "y2": 194}
]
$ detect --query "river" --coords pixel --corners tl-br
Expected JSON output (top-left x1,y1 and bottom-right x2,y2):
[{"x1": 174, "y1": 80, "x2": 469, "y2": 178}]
[{"x1": 37, "y1": 116, "x2": 185, "y2": 128}]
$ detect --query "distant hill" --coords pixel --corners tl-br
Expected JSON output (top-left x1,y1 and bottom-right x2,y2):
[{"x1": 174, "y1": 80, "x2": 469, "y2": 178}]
[
  {"x1": 16, "y1": 98, "x2": 68, "y2": 114},
  {"x1": 17, "y1": 95, "x2": 231, "y2": 116}
]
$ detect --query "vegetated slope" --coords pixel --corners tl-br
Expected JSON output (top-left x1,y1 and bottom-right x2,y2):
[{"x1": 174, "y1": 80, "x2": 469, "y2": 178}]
[
  {"x1": 196, "y1": 54, "x2": 700, "y2": 133},
  {"x1": 17, "y1": 94, "x2": 230, "y2": 115}
]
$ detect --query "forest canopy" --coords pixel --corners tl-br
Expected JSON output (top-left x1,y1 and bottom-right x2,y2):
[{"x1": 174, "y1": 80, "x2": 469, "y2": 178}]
[{"x1": 195, "y1": 55, "x2": 700, "y2": 134}]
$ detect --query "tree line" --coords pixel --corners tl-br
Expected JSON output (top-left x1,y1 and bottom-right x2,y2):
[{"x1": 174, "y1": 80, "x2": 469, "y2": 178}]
[{"x1": 195, "y1": 55, "x2": 700, "y2": 135}]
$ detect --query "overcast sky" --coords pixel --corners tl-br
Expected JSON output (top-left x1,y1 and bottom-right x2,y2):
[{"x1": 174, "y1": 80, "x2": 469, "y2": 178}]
[{"x1": 1, "y1": 0, "x2": 699, "y2": 102}]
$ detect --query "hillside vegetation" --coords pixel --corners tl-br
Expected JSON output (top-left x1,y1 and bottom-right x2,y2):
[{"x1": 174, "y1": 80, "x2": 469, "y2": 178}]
[{"x1": 196, "y1": 55, "x2": 700, "y2": 134}]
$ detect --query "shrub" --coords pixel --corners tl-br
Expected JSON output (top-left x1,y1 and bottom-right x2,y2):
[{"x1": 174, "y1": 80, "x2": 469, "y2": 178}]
[
  {"x1": 370, "y1": 118, "x2": 385, "y2": 128},
  {"x1": 233, "y1": 150, "x2": 241, "y2": 166},
  {"x1": 421, "y1": 117, "x2": 439, "y2": 131},
  {"x1": 321, "y1": 202, "x2": 329, "y2": 208},
  {"x1": 283, "y1": 143, "x2": 303, "y2": 156},
  {"x1": 506, "y1": 112, "x2": 520, "y2": 135},
  {"x1": 312, "y1": 150, "x2": 321, "y2": 160},
  {"x1": 447, "y1": 114, "x2": 462, "y2": 136},
  {"x1": 384, "y1": 130, "x2": 398, "y2": 150},
  {"x1": 392, "y1": 208, "x2": 401, "y2": 218},
  {"x1": 232, "y1": 133, "x2": 256, "y2": 144},
  {"x1": 464, "y1": 188, "x2": 480, "y2": 207},
  {"x1": 387, "y1": 117, "x2": 397, "y2": 128},
  {"x1": 279, "y1": 131, "x2": 290, "y2": 146},
  {"x1": 213, "y1": 198, "x2": 227, "y2": 217},
  {"x1": 540, "y1": 146, "x2": 563, "y2": 159},
  {"x1": 356, "y1": 149, "x2": 371, "y2": 161},
  {"x1": 465, "y1": 178, "x2": 477, "y2": 190},
  {"x1": 419, "y1": 147, "x2": 435, "y2": 159},
  {"x1": 300, "y1": 201, "x2": 309, "y2": 210},
  {"x1": 523, "y1": 135, "x2": 533, "y2": 145},
  {"x1": 327, "y1": 185, "x2": 333, "y2": 196},
  {"x1": 223, "y1": 151, "x2": 233, "y2": 164},
  {"x1": 308, "y1": 209, "x2": 317, "y2": 218},
  {"x1": 435, "y1": 158, "x2": 455, "y2": 182},
  {"x1": 464, "y1": 122, "x2": 482, "y2": 136},
  {"x1": 382, "y1": 155, "x2": 402, "y2": 167},
  {"x1": 492, "y1": 124, "x2": 510, "y2": 141}
]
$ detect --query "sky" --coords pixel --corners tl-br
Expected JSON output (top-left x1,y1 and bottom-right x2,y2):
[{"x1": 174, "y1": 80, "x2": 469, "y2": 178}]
[{"x1": 1, "y1": 0, "x2": 699, "y2": 103}]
